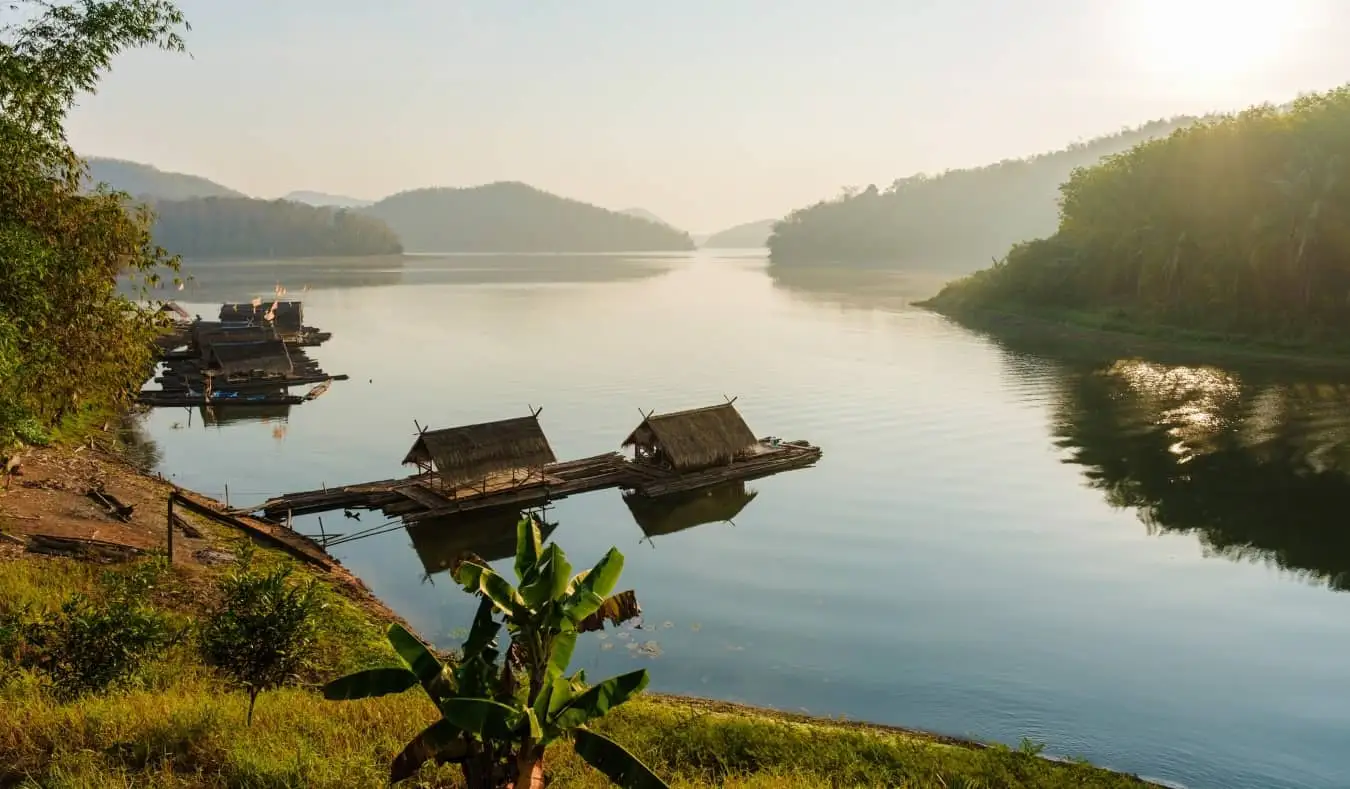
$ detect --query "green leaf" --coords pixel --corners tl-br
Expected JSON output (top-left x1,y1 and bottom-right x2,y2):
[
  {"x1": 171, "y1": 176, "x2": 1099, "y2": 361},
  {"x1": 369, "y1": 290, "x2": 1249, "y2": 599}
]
[
  {"x1": 572, "y1": 727, "x2": 669, "y2": 789},
  {"x1": 452, "y1": 558, "x2": 489, "y2": 594},
  {"x1": 576, "y1": 548, "x2": 625, "y2": 600},
  {"x1": 439, "y1": 697, "x2": 522, "y2": 741},
  {"x1": 322, "y1": 667, "x2": 419, "y2": 700},
  {"x1": 551, "y1": 669, "x2": 649, "y2": 731},
  {"x1": 390, "y1": 719, "x2": 469, "y2": 784},
  {"x1": 547, "y1": 630, "x2": 577, "y2": 680},
  {"x1": 520, "y1": 543, "x2": 572, "y2": 609},
  {"x1": 566, "y1": 589, "x2": 606, "y2": 625},
  {"x1": 576, "y1": 590, "x2": 642, "y2": 633},
  {"x1": 514, "y1": 517, "x2": 542, "y2": 582},
  {"x1": 387, "y1": 623, "x2": 454, "y2": 701},
  {"x1": 523, "y1": 707, "x2": 543, "y2": 740},
  {"x1": 462, "y1": 597, "x2": 500, "y2": 660}
]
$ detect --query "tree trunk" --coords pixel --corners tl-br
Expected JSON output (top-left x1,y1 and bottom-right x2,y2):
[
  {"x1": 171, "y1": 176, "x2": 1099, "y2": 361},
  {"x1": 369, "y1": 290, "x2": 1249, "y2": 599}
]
[{"x1": 513, "y1": 748, "x2": 545, "y2": 789}]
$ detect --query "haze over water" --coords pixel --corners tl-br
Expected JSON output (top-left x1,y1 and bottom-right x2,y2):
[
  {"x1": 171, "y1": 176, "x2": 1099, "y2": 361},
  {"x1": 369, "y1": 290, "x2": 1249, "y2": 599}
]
[{"x1": 141, "y1": 253, "x2": 1350, "y2": 789}]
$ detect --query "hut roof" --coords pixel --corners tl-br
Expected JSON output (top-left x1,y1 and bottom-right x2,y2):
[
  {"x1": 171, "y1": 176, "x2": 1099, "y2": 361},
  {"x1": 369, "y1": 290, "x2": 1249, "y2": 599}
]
[
  {"x1": 219, "y1": 301, "x2": 304, "y2": 331},
  {"x1": 193, "y1": 324, "x2": 276, "y2": 351},
  {"x1": 206, "y1": 340, "x2": 293, "y2": 377},
  {"x1": 406, "y1": 510, "x2": 557, "y2": 573},
  {"x1": 623, "y1": 481, "x2": 758, "y2": 538},
  {"x1": 622, "y1": 403, "x2": 758, "y2": 471},
  {"x1": 158, "y1": 302, "x2": 190, "y2": 319},
  {"x1": 402, "y1": 415, "x2": 557, "y2": 486}
]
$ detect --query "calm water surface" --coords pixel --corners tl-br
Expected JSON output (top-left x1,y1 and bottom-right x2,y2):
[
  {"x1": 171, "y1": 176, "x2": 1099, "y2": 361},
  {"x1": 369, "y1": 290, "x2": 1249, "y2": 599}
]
[{"x1": 143, "y1": 252, "x2": 1350, "y2": 789}]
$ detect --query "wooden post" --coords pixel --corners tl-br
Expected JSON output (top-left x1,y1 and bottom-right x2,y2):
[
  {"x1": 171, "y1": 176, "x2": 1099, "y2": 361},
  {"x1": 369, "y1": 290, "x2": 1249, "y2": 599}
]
[
  {"x1": 317, "y1": 516, "x2": 326, "y2": 544},
  {"x1": 166, "y1": 494, "x2": 175, "y2": 564},
  {"x1": 224, "y1": 483, "x2": 230, "y2": 508}
]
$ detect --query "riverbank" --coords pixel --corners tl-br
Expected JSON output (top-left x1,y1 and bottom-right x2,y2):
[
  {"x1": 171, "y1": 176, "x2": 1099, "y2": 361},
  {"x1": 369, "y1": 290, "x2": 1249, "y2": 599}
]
[
  {"x1": 0, "y1": 440, "x2": 1158, "y2": 787},
  {"x1": 919, "y1": 299, "x2": 1350, "y2": 373}
]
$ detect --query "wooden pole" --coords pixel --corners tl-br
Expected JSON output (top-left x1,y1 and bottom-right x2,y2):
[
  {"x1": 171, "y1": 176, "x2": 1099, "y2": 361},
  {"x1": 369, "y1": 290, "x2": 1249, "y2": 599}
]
[
  {"x1": 224, "y1": 483, "x2": 230, "y2": 508},
  {"x1": 166, "y1": 494, "x2": 175, "y2": 564},
  {"x1": 317, "y1": 516, "x2": 325, "y2": 544}
]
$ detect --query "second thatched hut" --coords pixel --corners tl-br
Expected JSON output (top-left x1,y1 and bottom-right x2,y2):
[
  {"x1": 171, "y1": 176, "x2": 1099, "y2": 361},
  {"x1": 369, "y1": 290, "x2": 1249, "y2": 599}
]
[{"x1": 621, "y1": 402, "x2": 758, "y2": 472}]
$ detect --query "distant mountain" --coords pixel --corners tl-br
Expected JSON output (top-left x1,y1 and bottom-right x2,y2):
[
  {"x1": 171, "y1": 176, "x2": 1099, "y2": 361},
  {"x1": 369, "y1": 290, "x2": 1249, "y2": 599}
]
[
  {"x1": 364, "y1": 182, "x2": 696, "y2": 252},
  {"x1": 84, "y1": 157, "x2": 244, "y2": 200},
  {"x1": 768, "y1": 117, "x2": 1201, "y2": 270},
  {"x1": 703, "y1": 219, "x2": 775, "y2": 249},
  {"x1": 151, "y1": 197, "x2": 402, "y2": 259},
  {"x1": 619, "y1": 207, "x2": 671, "y2": 226},
  {"x1": 283, "y1": 190, "x2": 373, "y2": 209}
]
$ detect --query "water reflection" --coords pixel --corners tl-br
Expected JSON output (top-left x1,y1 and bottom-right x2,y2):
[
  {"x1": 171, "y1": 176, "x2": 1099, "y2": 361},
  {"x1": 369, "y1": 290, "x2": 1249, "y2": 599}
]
[
  {"x1": 767, "y1": 265, "x2": 951, "y2": 312},
  {"x1": 623, "y1": 481, "x2": 759, "y2": 542},
  {"x1": 1049, "y1": 358, "x2": 1350, "y2": 590},
  {"x1": 405, "y1": 507, "x2": 558, "y2": 578}
]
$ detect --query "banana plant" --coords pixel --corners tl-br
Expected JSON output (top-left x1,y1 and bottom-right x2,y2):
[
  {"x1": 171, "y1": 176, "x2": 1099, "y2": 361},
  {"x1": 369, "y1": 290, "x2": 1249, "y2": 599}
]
[{"x1": 323, "y1": 516, "x2": 666, "y2": 789}]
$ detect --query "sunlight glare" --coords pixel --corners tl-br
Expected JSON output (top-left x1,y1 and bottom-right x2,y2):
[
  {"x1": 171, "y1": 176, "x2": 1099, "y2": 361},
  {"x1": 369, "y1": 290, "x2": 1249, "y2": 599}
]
[{"x1": 1123, "y1": 0, "x2": 1306, "y2": 86}]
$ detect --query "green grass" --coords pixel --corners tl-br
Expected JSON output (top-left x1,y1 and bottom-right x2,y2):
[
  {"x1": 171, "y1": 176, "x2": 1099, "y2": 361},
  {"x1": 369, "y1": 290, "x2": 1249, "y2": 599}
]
[{"x1": 0, "y1": 550, "x2": 1155, "y2": 789}]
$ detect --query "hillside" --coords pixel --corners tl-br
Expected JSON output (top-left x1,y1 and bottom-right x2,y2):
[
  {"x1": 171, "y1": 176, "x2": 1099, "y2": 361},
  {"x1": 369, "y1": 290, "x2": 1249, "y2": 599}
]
[
  {"x1": 923, "y1": 86, "x2": 1350, "y2": 346},
  {"x1": 364, "y1": 182, "x2": 696, "y2": 252},
  {"x1": 620, "y1": 207, "x2": 672, "y2": 226},
  {"x1": 704, "y1": 218, "x2": 775, "y2": 248},
  {"x1": 283, "y1": 190, "x2": 373, "y2": 208},
  {"x1": 84, "y1": 157, "x2": 243, "y2": 200},
  {"x1": 767, "y1": 118, "x2": 1199, "y2": 271},
  {"x1": 151, "y1": 197, "x2": 403, "y2": 259}
]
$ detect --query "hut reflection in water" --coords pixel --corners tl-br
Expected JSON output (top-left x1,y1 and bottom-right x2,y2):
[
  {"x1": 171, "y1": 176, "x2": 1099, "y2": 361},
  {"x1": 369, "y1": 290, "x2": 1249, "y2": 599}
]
[
  {"x1": 623, "y1": 480, "x2": 759, "y2": 542},
  {"x1": 405, "y1": 507, "x2": 557, "y2": 578}
]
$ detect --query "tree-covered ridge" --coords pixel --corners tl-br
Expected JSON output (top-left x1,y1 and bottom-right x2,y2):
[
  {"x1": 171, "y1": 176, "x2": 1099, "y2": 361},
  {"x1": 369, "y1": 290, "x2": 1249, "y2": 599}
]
[
  {"x1": 767, "y1": 118, "x2": 1196, "y2": 270},
  {"x1": 85, "y1": 156, "x2": 242, "y2": 199},
  {"x1": 364, "y1": 181, "x2": 696, "y2": 253},
  {"x1": 704, "y1": 218, "x2": 774, "y2": 248},
  {"x1": 152, "y1": 197, "x2": 402, "y2": 259},
  {"x1": 925, "y1": 86, "x2": 1350, "y2": 344}
]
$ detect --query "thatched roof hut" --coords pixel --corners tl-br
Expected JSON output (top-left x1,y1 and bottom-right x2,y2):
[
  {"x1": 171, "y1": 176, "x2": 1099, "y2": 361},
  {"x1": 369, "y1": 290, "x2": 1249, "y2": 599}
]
[
  {"x1": 622, "y1": 403, "x2": 758, "y2": 472},
  {"x1": 204, "y1": 340, "x2": 293, "y2": 378},
  {"x1": 158, "y1": 301, "x2": 190, "y2": 320},
  {"x1": 402, "y1": 415, "x2": 557, "y2": 488},
  {"x1": 623, "y1": 481, "x2": 758, "y2": 538},
  {"x1": 192, "y1": 324, "x2": 276, "y2": 356},
  {"x1": 219, "y1": 301, "x2": 304, "y2": 333},
  {"x1": 406, "y1": 509, "x2": 557, "y2": 573}
]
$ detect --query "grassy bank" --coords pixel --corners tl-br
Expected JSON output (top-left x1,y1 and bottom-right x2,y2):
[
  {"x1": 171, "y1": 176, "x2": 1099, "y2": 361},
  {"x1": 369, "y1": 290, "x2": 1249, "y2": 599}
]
[
  {"x1": 0, "y1": 448, "x2": 1155, "y2": 788},
  {"x1": 919, "y1": 297, "x2": 1350, "y2": 372}
]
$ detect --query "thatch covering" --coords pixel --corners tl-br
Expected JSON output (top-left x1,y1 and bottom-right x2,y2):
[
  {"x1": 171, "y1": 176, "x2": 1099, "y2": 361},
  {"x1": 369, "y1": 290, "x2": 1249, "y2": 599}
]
[
  {"x1": 158, "y1": 302, "x2": 190, "y2": 319},
  {"x1": 205, "y1": 340, "x2": 293, "y2": 377},
  {"x1": 200, "y1": 403, "x2": 291, "y2": 426},
  {"x1": 622, "y1": 403, "x2": 757, "y2": 471},
  {"x1": 193, "y1": 324, "x2": 276, "y2": 353},
  {"x1": 406, "y1": 509, "x2": 557, "y2": 573},
  {"x1": 219, "y1": 301, "x2": 304, "y2": 332},
  {"x1": 402, "y1": 415, "x2": 557, "y2": 487},
  {"x1": 623, "y1": 481, "x2": 758, "y2": 538}
]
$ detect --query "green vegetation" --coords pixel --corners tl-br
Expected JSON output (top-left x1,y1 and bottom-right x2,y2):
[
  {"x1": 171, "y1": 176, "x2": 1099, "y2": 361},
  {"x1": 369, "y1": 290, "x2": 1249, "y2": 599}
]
[
  {"x1": 0, "y1": 0, "x2": 189, "y2": 451},
  {"x1": 767, "y1": 119, "x2": 1194, "y2": 269},
  {"x1": 363, "y1": 182, "x2": 697, "y2": 253},
  {"x1": 151, "y1": 196, "x2": 403, "y2": 259},
  {"x1": 703, "y1": 218, "x2": 774, "y2": 249},
  {"x1": 924, "y1": 86, "x2": 1350, "y2": 348},
  {"x1": 85, "y1": 157, "x2": 243, "y2": 200}
]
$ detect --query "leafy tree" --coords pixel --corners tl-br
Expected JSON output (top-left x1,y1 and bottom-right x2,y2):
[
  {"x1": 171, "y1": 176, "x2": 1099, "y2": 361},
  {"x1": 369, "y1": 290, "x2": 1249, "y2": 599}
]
[
  {"x1": 0, "y1": 0, "x2": 188, "y2": 449},
  {"x1": 926, "y1": 85, "x2": 1350, "y2": 343},
  {"x1": 148, "y1": 196, "x2": 403, "y2": 259},
  {"x1": 324, "y1": 518, "x2": 665, "y2": 788},
  {"x1": 199, "y1": 560, "x2": 323, "y2": 725}
]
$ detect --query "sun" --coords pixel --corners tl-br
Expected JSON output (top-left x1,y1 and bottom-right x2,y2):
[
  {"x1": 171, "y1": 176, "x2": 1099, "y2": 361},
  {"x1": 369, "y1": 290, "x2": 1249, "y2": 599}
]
[{"x1": 1120, "y1": 0, "x2": 1307, "y2": 86}]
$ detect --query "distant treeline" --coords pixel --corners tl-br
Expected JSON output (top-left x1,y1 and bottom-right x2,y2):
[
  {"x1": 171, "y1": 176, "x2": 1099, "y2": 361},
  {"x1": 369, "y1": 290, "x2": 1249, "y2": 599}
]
[
  {"x1": 363, "y1": 182, "x2": 696, "y2": 253},
  {"x1": 767, "y1": 119, "x2": 1196, "y2": 270},
  {"x1": 924, "y1": 86, "x2": 1350, "y2": 343},
  {"x1": 151, "y1": 197, "x2": 403, "y2": 259}
]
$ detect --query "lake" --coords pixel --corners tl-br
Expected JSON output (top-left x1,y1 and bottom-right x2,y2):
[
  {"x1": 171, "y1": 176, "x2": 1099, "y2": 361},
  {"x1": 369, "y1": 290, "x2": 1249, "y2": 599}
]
[{"x1": 140, "y1": 251, "x2": 1350, "y2": 789}]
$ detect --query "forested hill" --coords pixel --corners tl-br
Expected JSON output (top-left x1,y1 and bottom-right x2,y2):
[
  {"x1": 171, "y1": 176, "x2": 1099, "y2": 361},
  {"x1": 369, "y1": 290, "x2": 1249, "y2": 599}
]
[
  {"x1": 363, "y1": 182, "x2": 696, "y2": 252},
  {"x1": 84, "y1": 157, "x2": 243, "y2": 200},
  {"x1": 923, "y1": 86, "x2": 1350, "y2": 344},
  {"x1": 704, "y1": 218, "x2": 775, "y2": 248},
  {"x1": 767, "y1": 118, "x2": 1198, "y2": 270},
  {"x1": 152, "y1": 197, "x2": 403, "y2": 259}
]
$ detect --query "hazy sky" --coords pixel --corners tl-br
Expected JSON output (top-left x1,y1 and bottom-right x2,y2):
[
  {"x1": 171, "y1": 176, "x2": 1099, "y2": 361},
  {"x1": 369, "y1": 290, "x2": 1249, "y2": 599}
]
[{"x1": 67, "y1": 0, "x2": 1350, "y2": 231}]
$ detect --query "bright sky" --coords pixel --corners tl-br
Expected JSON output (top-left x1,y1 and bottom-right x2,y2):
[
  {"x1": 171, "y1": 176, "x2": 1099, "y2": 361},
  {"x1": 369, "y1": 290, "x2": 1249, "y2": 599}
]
[{"x1": 66, "y1": 0, "x2": 1350, "y2": 231}]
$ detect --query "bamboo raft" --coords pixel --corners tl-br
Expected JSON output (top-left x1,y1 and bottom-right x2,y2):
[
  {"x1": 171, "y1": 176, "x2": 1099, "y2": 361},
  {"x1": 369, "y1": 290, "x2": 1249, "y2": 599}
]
[{"x1": 254, "y1": 440, "x2": 822, "y2": 523}]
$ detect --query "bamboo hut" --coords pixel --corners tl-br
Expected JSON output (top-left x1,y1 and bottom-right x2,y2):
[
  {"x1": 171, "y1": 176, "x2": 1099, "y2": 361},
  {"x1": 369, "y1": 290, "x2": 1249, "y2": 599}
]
[
  {"x1": 622, "y1": 403, "x2": 758, "y2": 472},
  {"x1": 402, "y1": 414, "x2": 557, "y2": 491},
  {"x1": 623, "y1": 481, "x2": 758, "y2": 539},
  {"x1": 158, "y1": 301, "x2": 191, "y2": 320},
  {"x1": 406, "y1": 509, "x2": 557, "y2": 573},
  {"x1": 203, "y1": 340, "x2": 294, "y2": 380},
  {"x1": 219, "y1": 301, "x2": 304, "y2": 334}
]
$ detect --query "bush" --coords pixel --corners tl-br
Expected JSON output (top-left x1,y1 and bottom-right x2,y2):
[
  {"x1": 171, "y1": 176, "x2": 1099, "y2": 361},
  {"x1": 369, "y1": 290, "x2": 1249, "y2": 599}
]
[{"x1": 199, "y1": 559, "x2": 324, "y2": 725}]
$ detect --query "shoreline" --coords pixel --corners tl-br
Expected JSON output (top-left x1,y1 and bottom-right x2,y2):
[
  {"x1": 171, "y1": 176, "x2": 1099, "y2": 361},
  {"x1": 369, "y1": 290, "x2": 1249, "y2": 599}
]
[
  {"x1": 0, "y1": 440, "x2": 1162, "y2": 787},
  {"x1": 919, "y1": 301, "x2": 1350, "y2": 373}
]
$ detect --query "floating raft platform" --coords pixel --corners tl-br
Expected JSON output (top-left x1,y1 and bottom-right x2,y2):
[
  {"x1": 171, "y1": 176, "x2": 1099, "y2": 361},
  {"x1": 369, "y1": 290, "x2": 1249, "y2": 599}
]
[{"x1": 255, "y1": 440, "x2": 822, "y2": 522}]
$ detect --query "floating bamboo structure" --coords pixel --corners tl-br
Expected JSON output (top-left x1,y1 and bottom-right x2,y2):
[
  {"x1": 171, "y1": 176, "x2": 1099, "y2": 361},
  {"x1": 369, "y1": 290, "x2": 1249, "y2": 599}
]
[{"x1": 253, "y1": 403, "x2": 822, "y2": 526}]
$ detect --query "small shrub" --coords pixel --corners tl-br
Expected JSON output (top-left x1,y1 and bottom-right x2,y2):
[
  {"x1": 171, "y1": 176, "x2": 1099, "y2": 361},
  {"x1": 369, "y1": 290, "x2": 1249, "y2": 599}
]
[{"x1": 199, "y1": 561, "x2": 324, "y2": 725}]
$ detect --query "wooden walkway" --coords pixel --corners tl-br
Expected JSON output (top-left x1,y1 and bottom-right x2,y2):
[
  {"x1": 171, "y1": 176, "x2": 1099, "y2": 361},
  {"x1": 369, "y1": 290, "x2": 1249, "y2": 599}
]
[{"x1": 254, "y1": 443, "x2": 822, "y2": 522}]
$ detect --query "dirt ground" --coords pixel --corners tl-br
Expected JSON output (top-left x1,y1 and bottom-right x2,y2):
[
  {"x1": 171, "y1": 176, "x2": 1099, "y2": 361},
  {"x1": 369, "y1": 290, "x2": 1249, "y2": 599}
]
[{"x1": 0, "y1": 443, "x2": 411, "y2": 630}]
